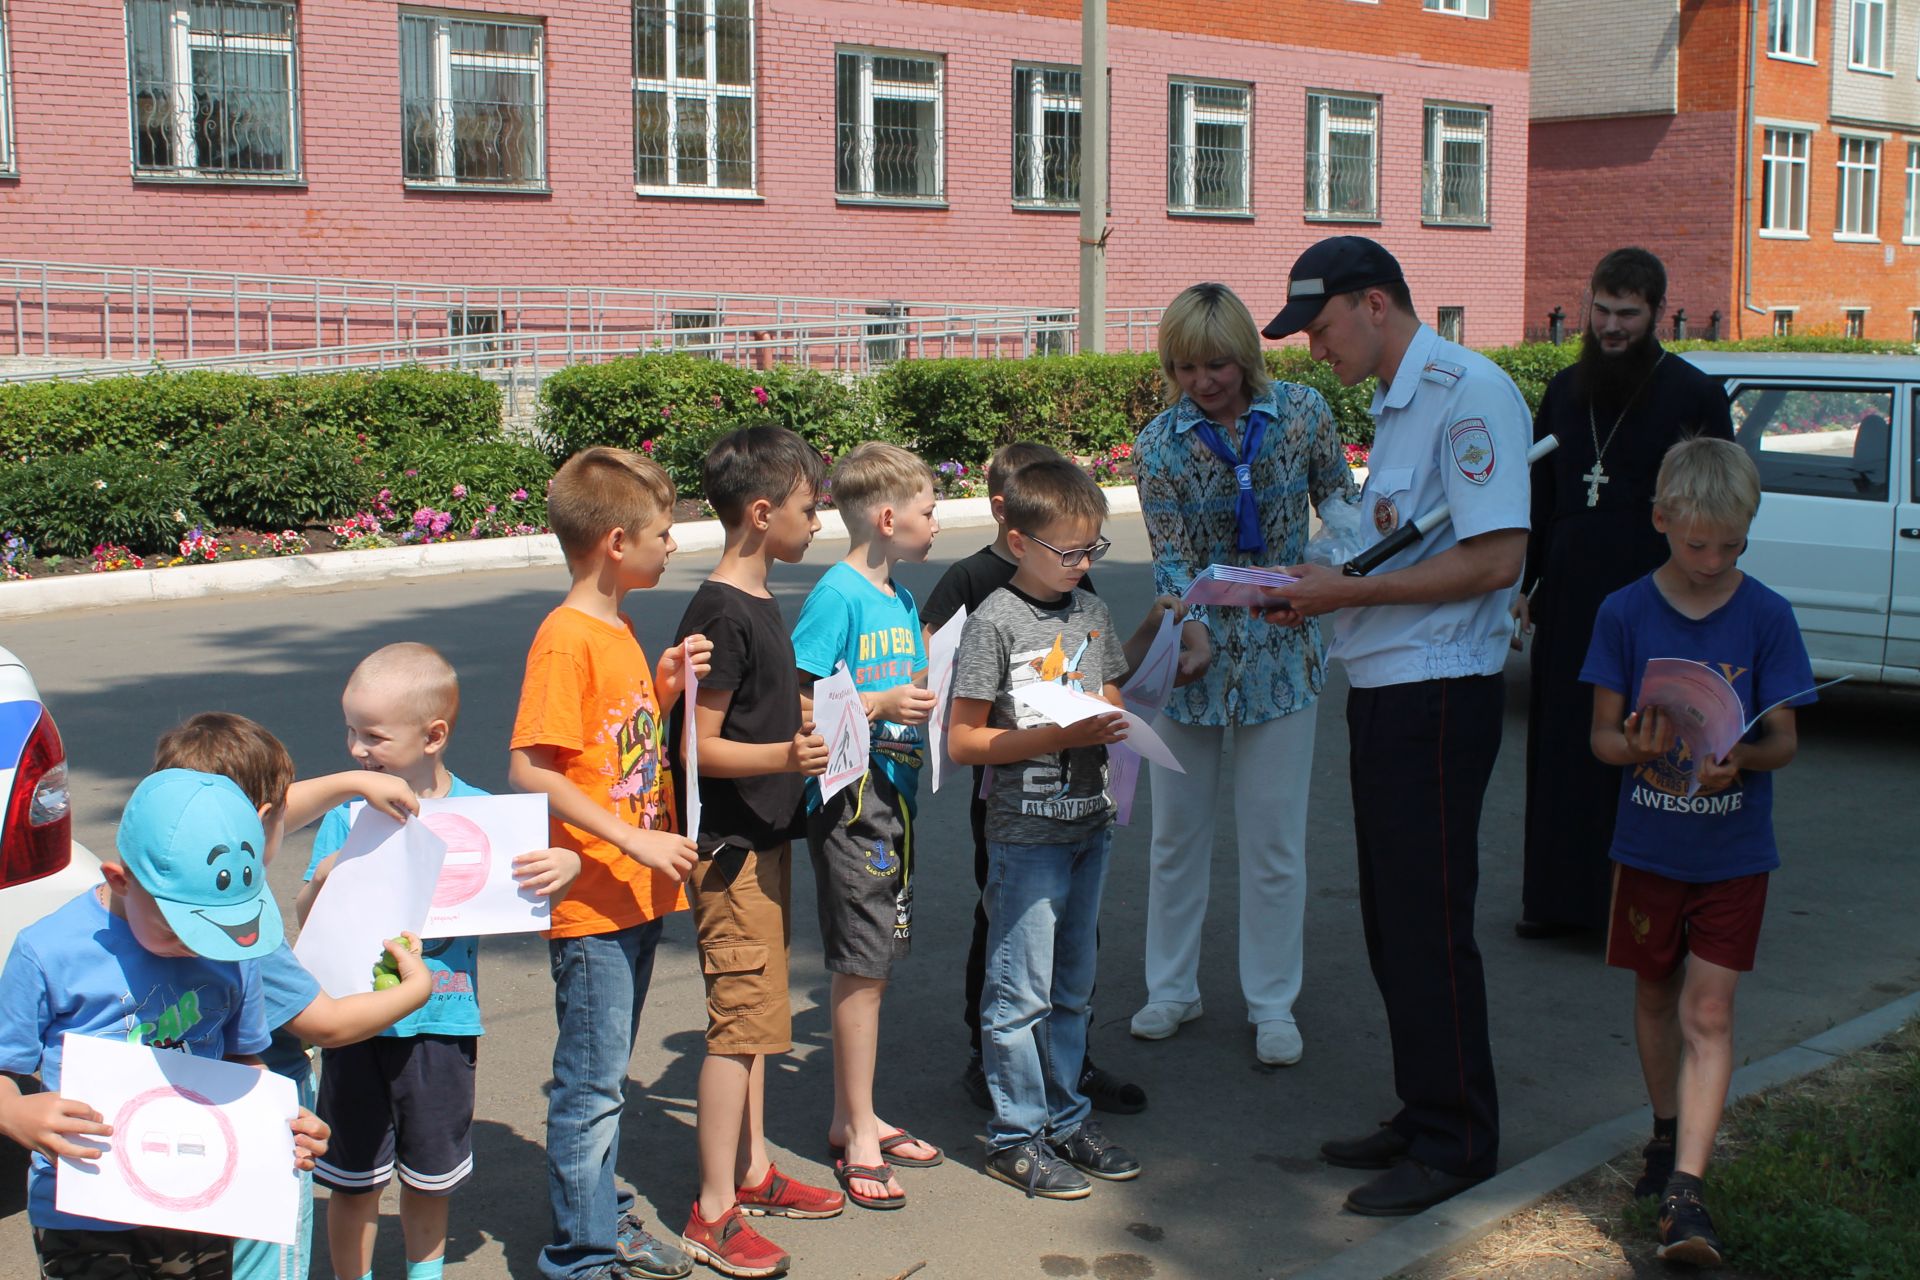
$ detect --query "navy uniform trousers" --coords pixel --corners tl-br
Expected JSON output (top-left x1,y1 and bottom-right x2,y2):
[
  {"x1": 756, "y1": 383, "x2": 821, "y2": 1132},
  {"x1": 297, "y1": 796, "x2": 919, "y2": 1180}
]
[{"x1": 1346, "y1": 673, "x2": 1502, "y2": 1180}]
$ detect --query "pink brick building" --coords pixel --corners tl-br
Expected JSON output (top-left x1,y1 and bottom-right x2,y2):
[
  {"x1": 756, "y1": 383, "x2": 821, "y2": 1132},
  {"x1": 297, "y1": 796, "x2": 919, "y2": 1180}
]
[{"x1": 0, "y1": 0, "x2": 1531, "y2": 355}]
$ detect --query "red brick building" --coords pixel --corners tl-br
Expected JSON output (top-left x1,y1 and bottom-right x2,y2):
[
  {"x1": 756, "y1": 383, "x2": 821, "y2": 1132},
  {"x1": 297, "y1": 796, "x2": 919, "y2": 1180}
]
[
  {"x1": 0, "y1": 0, "x2": 1531, "y2": 355},
  {"x1": 1529, "y1": 0, "x2": 1920, "y2": 344}
]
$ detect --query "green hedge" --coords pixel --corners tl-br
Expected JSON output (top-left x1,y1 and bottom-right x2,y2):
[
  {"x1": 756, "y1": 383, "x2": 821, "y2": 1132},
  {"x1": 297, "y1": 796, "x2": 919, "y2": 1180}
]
[{"x1": 0, "y1": 449, "x2": 205, "y2": 558}]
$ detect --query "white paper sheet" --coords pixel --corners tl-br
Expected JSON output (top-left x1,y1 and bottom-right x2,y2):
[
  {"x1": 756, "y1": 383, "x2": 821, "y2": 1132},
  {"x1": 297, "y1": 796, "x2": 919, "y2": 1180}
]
[
  {"x1": 1181, "y1": 564, "x2": 1299, "y2": 609},
  {"x1": 925, "y1": 607, "x2": 968, "y2": 794},
  {"x1": 414, "y1": 794, "x2": 552, "y2": 938},
  {"x1": 1103, "y1": 608, "x2": 1184, "y2": 824},
  {"x1": 294, "y1": 813, "x2": 447, "y2": 998},
  {"x1": 681, "y1": 639, "x2": 702, "y2": 845},
  {"x1": 1010, "y1": 681, "x2": 1186, "y2": 774},
  {"x1": 814, "y1": 664, "x2": 869, "y2": 804},
  {"x1": 55, "y1": 1034, "x2": 299, "y2": 1244}
]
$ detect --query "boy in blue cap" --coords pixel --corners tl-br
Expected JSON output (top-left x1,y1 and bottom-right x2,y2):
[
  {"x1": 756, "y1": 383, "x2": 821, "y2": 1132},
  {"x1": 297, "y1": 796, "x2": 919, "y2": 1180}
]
[{"x1": 0, "y1": 768, "x2": 330, "y2": 1279}]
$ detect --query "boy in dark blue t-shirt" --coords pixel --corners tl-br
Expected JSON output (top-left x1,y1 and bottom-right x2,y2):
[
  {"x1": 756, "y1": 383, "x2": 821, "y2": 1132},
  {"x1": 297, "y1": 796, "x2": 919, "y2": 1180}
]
[{"x1": 1580, "y1": 438, "x2": 1815, "y2": 1270}]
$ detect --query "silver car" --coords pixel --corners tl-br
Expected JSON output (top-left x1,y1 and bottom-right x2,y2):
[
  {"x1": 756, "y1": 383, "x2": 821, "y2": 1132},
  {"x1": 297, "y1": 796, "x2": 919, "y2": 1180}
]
[{"x1": 0, "y1": 646, "x2": 102, "y2": 959}]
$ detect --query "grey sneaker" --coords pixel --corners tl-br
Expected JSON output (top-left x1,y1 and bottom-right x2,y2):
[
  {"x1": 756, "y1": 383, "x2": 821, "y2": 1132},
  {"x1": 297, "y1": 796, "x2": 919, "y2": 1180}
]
[
  {"x1": 984, "y1": 1139, "x2": 1092, "y2": 1200},
  {"x1": 1050, "y1": 1120, "x2": 1141, "y2": 1181},
  {"x1": 616, "y1": 1211, "x2": 694, "y2": 1279}
]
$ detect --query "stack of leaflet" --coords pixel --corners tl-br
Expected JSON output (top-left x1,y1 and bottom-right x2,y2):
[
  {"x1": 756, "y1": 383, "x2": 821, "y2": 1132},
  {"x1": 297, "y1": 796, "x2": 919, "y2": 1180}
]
[{"x1": 1181, "y1": 564, "x2": 1298, "y2": 608}]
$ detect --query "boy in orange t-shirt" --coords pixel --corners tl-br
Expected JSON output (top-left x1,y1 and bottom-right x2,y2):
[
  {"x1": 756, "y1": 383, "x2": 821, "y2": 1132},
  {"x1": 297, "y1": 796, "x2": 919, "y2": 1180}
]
[{"x1": 509, "y1": 446, "x2": 711, "y2": 1280}]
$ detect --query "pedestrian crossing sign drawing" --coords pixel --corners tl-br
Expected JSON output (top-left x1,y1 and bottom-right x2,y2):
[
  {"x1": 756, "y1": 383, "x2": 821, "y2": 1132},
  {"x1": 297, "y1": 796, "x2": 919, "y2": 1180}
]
[{"x1": 813, "y1": 664, "x2": 868, "y2": 804}]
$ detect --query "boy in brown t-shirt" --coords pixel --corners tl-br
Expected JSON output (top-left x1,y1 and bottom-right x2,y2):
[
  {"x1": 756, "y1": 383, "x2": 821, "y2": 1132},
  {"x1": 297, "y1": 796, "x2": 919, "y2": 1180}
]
[{"x1": 509, "y1": 446, "x2": 710, "y2": 1280}]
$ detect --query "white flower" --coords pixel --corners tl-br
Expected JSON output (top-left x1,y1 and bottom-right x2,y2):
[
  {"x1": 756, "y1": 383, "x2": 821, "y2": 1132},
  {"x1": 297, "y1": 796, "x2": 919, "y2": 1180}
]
[
  {"x1": 93, "y1": 479, "x2": 107, "y2": 490},
  {"x1": 173, "y1": 509, "x2": 187, "y2": 523}
]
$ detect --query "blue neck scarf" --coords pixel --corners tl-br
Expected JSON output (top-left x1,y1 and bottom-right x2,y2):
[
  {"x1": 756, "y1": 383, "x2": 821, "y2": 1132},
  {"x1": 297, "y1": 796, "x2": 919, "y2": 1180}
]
[{"x1": 1190, "y1": 409, "x2": 1268, "y2": 556}]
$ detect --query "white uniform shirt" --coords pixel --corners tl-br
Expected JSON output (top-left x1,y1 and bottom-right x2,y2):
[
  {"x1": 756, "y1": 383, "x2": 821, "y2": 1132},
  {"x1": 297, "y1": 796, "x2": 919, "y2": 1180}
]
[{"x1": 1331, "y1": 324, "x2": 1531, "y2": 688}]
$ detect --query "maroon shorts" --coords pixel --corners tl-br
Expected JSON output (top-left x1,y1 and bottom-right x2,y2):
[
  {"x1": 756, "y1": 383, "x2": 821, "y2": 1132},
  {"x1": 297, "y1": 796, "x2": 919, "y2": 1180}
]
[{"x1": 1605, "y1": 862, "x2": 1769, "y2": 980}]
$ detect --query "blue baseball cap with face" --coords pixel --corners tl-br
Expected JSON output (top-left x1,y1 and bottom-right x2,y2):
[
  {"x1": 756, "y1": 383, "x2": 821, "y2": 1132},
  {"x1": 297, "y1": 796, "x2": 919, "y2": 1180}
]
[{"x1": 117, "y1": 769, "x2": 283, "y2": 961}]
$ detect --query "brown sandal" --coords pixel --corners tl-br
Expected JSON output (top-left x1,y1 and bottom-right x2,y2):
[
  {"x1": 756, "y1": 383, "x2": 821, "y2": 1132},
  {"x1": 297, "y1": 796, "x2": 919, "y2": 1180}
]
[{"x1": 832, "y1": 1159, "x2": 905, "y2": 1211}]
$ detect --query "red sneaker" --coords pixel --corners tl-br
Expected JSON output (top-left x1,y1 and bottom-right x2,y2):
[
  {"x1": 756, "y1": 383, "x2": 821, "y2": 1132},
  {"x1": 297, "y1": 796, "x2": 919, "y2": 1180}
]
[
  {"x1": 681, "y1": 1202, "x2": 790, "y2": 1279},
  {"x1": 735, "y1": 1163, "x2": 846, "y2": 1219}
]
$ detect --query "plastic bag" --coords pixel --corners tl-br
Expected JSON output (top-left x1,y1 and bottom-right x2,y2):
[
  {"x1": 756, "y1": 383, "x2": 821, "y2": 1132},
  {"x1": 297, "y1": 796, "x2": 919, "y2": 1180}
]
[{"x1": 1303, "y1": 493, "x2": 1370, "y2": 568}]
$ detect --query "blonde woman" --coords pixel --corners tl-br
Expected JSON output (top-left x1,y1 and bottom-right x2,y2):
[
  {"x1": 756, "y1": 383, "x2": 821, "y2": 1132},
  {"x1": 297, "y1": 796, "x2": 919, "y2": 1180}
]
[{"x1": 1130, "y1": 282, "x2": 1355, "y2": 1065}]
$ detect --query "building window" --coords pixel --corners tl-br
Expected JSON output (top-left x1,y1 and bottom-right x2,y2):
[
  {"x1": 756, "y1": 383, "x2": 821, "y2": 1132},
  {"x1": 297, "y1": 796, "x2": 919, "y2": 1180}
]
[
  {"x1": 1843, "y1": 308, "x2": 1867, "y2": 337},
  {"x1": 0, "y1": 2, "x2": 14, "y2": 175},
  {"x1": 672, "y1": 310, "x2": 718, "y2": 354},
  {"x1": 1305, "y1": 91, "x2": 1377, "y2": 221},
  {"x1": 127, "y1": 0, "x2": 300, "y2": 179},
  {"x1": 836, "y1": 49, "x2": 943, "y2": 201},
  {"x1": 1012, "y1": 64, "x2": 1081, "y2": 208},
  {"x1": 1422, "y1": 103, "x2": 1489, "y2": 225},
  {"x1": 1167, "y1": 79, "x2": 1250, "y2": 214},
  {"x1": 633, "y1": 0, "x2": 753, "y2": 194},
  {"x1": 1033, "y1": 311, "x2": 1073, "y2": 356},
  {"x1": 1761, "y1": 127, "x2": 1810, "y2": 233},
  {"x1": 1769, "y1": 0, "x2": 1815, "y2": 59},
  {"x1": 1904, "y1": 142, "x2": 1919, "y2": 242},
  {"x1": 863, "y1": 304, "x2": 906, "y2": 365},
  {"x1": 1836, "y1": 135, "x2": 1881, "y2": 238},
  {"x1": 1437, "y1": 306, "x2": 1465, "y2": 343},
  {"x1": 1911, "y1": 310, "x2": 1920, "y2": 343},
  {"x1": 400, "y1": 11, "x2": 545, "y2": 188},
  {"x1": 1423, "y1": 0, "x2": 1489, "y2": 16},
  {"x1": 1849, "y1": 0, "x2": 1887, "y2": 70},
  {"x1": 1773, "y1": 308, "x2": 1795, "y2": 336}
]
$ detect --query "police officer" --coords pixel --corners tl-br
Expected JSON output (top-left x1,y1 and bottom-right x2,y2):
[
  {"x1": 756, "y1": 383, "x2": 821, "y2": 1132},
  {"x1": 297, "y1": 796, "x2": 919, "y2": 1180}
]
[{"x1": 1262, "y1": 237, "x2": 1528, "y2": 1216}]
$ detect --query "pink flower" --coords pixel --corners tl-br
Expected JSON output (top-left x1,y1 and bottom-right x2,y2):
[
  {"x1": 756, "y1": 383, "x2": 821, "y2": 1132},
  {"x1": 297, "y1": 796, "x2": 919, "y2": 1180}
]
[
  {"x1": 661, "y1": 405, "x2": 673, "y2": 420},
  {"x1": 751, "y1": 385, "x2": 769, "y2": 406},
  {"x1": 451, "y1": 484, "x2": 468, "y2": 499},
  {"x1": 511, "y1": 488, "x2": 528, "y2": 502},
  {"x1": 404, "y1": 469, "x2": 418, "y2": 478},
  {"x1": 641, "y1": 439, "x2": 657, "y2": 454},
  {"x1": 711, "y1": 394, "x2": 725, "y2": 409}
]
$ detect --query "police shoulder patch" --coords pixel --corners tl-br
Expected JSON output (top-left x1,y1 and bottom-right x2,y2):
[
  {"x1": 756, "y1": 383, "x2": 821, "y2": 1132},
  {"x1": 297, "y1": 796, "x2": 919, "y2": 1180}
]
[
  {"x1": 1448, "y1": 418, "x2": 1495, "y2": 485},
  {"x1": 1421, "y1": 359, "x2": 1466, "y2": 387}
]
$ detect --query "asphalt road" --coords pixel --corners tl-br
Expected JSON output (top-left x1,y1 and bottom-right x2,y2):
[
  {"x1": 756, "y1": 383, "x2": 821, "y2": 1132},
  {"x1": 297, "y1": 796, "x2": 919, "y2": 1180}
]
[{"x1": 5, "y1": 514, "x2": 1918, "y2": 1280}]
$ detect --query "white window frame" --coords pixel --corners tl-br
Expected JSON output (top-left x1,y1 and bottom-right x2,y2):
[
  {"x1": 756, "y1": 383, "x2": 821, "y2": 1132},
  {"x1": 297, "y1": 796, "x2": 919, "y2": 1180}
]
[
  {"x1": 1904, "y1": 141, "x2": 1920, "y2": 243},
  {"x1": 1772, "y1": 307, "x2": 1796, "y2": 336},
  {"x1": 127, "y1": 0, "x2": 301, "y2": 180},
  {"x1": 1421, "y1": 101, "x2": 1490, "y2": 225},
  {"x1": 0, "y1": 1, "x2": 14, "y2": 176},
  {"x1": 632, "y1": 0, "x2": 756, "y2": 197},
  {"x1": 400, "y1": 9, "x2": 547, "y2": 190},
  {"x1": 1761, "y1": 126, "x2": 1812, "y2": 235},
  {"x1": 1835, "y1": 133, "x2": 1882, "y2": 240},
  {"x1": 1305, "y1": 90, "x2": 1378, "y2": 221},
  {"x1": 835, "y1": 47, "x2": 945, "y2": 203},
  {"x1": 1848, "y1": 0, "x2": 1888, "y2": 71},
  {"x1": 1423, "y1": 0, "x2": 1489, "y2": 17},
  {"x1": 1843, "y1": 307, "x2": 1868, "y2": 338},
  {"x1": 1012, "y1": 63, "x2": 1082, "y2": 209},
  {"x1": 1769, "y1": 0, "x2": 1816, "y2": 61},
  {"x1": 1167, "y1": 77, "x2": 1251, "y2": 215}
]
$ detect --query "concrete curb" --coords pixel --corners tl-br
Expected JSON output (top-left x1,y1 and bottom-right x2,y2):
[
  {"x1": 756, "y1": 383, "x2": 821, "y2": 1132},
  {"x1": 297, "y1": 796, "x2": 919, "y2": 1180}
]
[
  {"x1": 2, "y1": 488, "x2": 1142, "y2": 618},
  {"x1": 1293, "y1": 988, "x2": 1920, "y2": 1280}
]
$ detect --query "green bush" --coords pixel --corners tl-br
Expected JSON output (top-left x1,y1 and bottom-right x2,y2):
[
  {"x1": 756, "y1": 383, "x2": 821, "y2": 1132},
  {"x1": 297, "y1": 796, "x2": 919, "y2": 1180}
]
[
  {"x1": 184, "y1": 414, "x2": 371, "y2": 529},
  {"x1": 290, "y1": 366, "x2": 502, "y2": 445},
  {"x1": 867, "y1": 354, "x2": 1164, "y2": 462},
  {"x1": 370, "y1": 431, "x2": 555, "y2": 528},
  {"x1": 0, "y1": 449, "x2": 203, "y2": 557}
]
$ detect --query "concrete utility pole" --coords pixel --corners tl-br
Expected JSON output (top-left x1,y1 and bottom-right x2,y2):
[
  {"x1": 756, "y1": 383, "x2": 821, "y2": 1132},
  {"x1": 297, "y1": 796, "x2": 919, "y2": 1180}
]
[{"x1": 1077, "y1": 0, "x2": 1108, "y2": 354}]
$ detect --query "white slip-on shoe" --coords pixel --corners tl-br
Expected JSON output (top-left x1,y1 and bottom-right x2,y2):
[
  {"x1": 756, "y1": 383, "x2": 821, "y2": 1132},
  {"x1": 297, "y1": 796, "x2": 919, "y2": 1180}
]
[
  {"x1": 1129, "y1": 999, "x2": 1204, "y2": 1040},
  {"x1": 1255, "y1": 1019, "x2": 1303, "y2": 1066}
]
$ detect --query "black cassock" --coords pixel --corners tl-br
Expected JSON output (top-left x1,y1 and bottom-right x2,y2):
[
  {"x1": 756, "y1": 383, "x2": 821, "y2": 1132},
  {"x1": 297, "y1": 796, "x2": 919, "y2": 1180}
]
[{"x1": 1519, "y1": 348, "x2": 1734, "y2": 929}]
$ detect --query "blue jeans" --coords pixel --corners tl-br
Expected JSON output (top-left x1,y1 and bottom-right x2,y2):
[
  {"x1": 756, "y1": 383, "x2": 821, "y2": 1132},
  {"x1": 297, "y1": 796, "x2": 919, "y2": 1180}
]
[
  {"x1": 539, "y1": 920, "x2": 664, "y2": 1280},
  {"x1": 233, "y1": 1068, "x2": 317, "y2": 1280},
  {"x1": 981, "y1": 829, "x2": 1110, "y2": 1152}
]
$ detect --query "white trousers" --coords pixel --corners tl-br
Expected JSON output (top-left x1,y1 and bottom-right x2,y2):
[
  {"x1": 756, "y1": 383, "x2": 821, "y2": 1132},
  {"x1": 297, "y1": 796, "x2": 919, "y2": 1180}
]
[{"x1": 1142, "y1": 706, "x2": 1317, "y2": 1024}]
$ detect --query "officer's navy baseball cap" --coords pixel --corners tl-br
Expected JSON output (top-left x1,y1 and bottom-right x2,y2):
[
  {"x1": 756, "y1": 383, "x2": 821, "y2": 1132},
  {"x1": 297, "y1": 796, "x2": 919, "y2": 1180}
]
[
  {"x1": 1263, "y1": 236, "x2": 1406, "y2": 339},
  {"x1": 116, "y1": 768, "x2": 283, "y2": 961}
]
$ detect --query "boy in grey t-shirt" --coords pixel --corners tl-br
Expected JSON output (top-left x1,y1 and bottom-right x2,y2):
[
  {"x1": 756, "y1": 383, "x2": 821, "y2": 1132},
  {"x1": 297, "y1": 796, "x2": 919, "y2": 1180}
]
[{"x1": 948, "y1": 458, "x2": 1144, "y2": 1200}]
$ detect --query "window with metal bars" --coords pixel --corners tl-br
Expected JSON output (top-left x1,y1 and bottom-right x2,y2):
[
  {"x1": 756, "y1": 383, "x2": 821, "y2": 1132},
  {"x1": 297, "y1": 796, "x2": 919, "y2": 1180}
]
[
  {"x1": 673, "y1": 310, "x2": 719, "y2": 355},
  {"x1": 1835, "y1": 135, "x2": 1881, "y2": 239},
  {"x1": 634, "y1": 0, "x2": 753, "y2": 193},
  {"x1": 127, "y1": 0, "x2": 299, "y2": 179},
  {"x1": 0, "y1": 2, "x2": 14, "y2": 175},
  {"x1": 836, "y1": 48, "x2": 943, "y2": 201},
  {"x1": 400, "y1": 10, "x2": 546, "y2": 188},
  {"x1": 1421, "y1": 103, "x2": 1489, "y2": 225},
  {"x1": 1305, "y1": 91, "x2": 1376, "y2": 220},
  {"x1": 1012, "y1": 64, "x2": 1081, "y2": 208},
  {"x1": 1437, "y1": 307, "x2": 1465, "y2": 343},
  {"x1": 1167, "y1": 79, "x2": 1250, "y2": 214}
]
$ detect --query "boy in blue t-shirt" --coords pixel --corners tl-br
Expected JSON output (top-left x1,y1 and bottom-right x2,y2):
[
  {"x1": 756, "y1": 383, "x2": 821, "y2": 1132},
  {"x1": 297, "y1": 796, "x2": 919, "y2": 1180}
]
[
  {"x1": 1580, "y1": 438, "x2": 1815, "y2": 1269},
  {"x1": 297, "y1": 644, "x2": 577, "y2": 1280},
  {"x1": 792, "y1": 442, "x2": 942, "y2": 1210},
  {"x1": 0, "y1": 768, "x2": 329, "y2": 1280}
]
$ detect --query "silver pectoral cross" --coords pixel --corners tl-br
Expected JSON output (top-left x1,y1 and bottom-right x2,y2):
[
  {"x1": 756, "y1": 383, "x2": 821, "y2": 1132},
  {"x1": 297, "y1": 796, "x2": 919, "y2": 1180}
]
[{"x1": 1582, "y1": 461, "x2": 1609, "y2": 507}]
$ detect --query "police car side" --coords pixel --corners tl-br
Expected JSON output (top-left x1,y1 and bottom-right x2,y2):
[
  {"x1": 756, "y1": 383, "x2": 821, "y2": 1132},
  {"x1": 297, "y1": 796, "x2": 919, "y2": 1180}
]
[
  {"x1": 1681, "y1": 351, "x2": 1920, "y2": 687},
  {"x1": 0, "y1": 645, "x2": 102, "y2": 959}
]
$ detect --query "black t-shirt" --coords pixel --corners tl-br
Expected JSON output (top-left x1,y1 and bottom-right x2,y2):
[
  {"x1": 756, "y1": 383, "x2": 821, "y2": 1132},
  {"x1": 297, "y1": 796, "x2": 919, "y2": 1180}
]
[
  {"x1": 922, "y1": 544, "x2": 1097, "y2": 633},
  {"x1": 670, "y1": 580, "x2": 805, "y2": 851}
]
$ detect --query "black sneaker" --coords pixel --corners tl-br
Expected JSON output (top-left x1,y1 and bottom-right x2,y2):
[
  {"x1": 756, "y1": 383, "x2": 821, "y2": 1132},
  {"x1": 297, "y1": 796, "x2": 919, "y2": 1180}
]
[
  {"x1": 1050, "y1": 1120, "x2": 1141, "y2": 1181},
  {"x1": 1656, "y1": 1185, "x2": 1725, "y2": 1267},
  {"x1": 962, "y1": 1057, "x2": 991, "y2": 1113},
  {"x1": 1633, "y1": 1135, "x2": 1676, "y2": 1200},
  {"x1": 984, "y1": 1140, "x2": 1092, "y2": 1200},
  {"x1": 1079, "y1": 1061, "x2": 1148, "y2": 1115}
]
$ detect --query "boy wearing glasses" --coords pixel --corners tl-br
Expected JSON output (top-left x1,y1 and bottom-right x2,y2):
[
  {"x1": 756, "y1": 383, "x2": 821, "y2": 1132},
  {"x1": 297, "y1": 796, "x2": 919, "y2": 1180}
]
[{"x1": 948, "y1": 458, "x2": 1146, "y2": 1199}]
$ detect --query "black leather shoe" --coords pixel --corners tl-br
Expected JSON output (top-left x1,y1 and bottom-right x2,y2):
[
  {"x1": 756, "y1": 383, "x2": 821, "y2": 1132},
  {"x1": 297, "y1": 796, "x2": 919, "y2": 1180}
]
[
  {"x1": 1513, "y1": 918, "x2": 1581, "y2": 940},
  {"x1": 1320, "y1": 1124, "x2": 1411, "y2": 1170},
  {"x1": 1343, "y1": 1159, "x2": 1486, "y2": 1217}
]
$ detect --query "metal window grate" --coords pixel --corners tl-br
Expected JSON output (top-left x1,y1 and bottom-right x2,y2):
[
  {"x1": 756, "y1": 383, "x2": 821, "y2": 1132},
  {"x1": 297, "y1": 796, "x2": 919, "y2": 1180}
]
[
  {"x1": 127, "y1": 0, "x2": 299, "y2": 178},
  {"x1": 633, "y1": 0, "x2": 753, "y2": 192},
  {"x1": 1437, "y1": 306, "x2": 1465, "y2": 343},
  {"x1": 1167, "y1": 80, "x2": 1250, "y2": 213},
  {"x1": 1012, "y1": 65, "x2": 1081, "y2": 207},
  {"x1": 836, "y1": 49, "x2": 943, "y2": 200},
  {"x1": 672, "y1": 308, "x2": 719, "y2": 355},
  {"x1": 1421, "y1": 104, "x2": 1488, "y2": 224},
  {"x1": 401, "y1": 10, "x2": 545, "y2": 188},
  {"x1": 1305, "y1": 92, "x2": 1376, "y2": 220}
]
